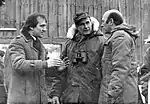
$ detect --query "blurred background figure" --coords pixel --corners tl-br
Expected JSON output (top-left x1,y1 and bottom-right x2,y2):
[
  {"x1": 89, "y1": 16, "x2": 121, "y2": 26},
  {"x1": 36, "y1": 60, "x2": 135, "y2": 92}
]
[
  {"x1": 0, "y1": 49, "x2": 6, "y2": 104},
  {"x1": 0, "y1": 50, "x2": 5, "y2": 84},
  {"x1": 140, "y1": 37, "x2": 150, "y2": 104}
]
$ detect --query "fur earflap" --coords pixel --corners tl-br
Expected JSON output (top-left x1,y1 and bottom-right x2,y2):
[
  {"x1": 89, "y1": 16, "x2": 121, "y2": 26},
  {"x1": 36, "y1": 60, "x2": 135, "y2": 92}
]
[{"x1": 67, "y1": 17, "x2": 100, "y2": 39}]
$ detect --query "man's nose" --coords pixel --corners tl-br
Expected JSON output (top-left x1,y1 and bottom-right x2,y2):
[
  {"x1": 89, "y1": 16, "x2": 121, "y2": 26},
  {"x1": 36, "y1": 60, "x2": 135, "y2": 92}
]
[
  {"x1": 84, "y1": 24, "x2": 88, "y2": 29},
  {"x1": 42, "y1": 27, "x2": 47, "y2": 32},
  {"x1": 101, "y1": 24, "x2": 104, "y2": 28}
]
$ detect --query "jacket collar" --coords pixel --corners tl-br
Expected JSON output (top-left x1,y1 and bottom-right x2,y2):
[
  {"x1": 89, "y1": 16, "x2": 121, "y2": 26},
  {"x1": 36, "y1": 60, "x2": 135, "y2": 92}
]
[
  {"x1": 19, "y1": 30, "x2": 46, "y2": 60},
  {"x1": 19, "y1": 30, "x2": 33, "y2": 42}
]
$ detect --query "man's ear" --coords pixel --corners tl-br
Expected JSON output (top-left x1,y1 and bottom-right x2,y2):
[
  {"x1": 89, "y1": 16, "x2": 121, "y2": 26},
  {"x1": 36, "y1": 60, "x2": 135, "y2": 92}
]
[{"x1": 109, "y1": 18, "x2": 114, "y2": 26}]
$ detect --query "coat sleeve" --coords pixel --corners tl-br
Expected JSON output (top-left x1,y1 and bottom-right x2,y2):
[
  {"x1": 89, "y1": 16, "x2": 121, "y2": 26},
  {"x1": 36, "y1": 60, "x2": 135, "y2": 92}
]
[
  {"x1": 8, "y1": 39, "x2": 47, "y2": 72},
  {"x1": 48, "y1": 70, "x2": 67, "y2": 98},
  {"x1": 94, "y1": 35, "x2": 106, "y2": 83},
  {"x1": 141, "y1": 47, "x2": 150, "y2": 76},
  {"x1": 0, "y1": 58, "x2": 4, "y2": 84},
  {"x1": 108, "y1": 31, "x2": 135, "y2": 98},
  {"x1": 48, "y1": 41, "x2": 69, "y2": 98},
  {"x1": 140, "y1": 47, "x2": 150, "y2": 101},
  {"x1": 46, "y1": 67, "x2": 63, "y2": 98}
]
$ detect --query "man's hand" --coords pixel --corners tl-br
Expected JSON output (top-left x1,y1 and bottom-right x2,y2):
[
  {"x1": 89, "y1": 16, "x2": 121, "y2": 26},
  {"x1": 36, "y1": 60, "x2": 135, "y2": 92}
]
[
  {"x1": 58, "y1": 57, "x2": 70, "y2": 71},
  {"x1": 51, "y1": 96, "x2": 60, "y2": 104},
  {"x1": 47, "y1": 58, "x2": 63, "y2": 68},
  {"x1": 48, "y1": 98, "x2": 52, "y2": 104}
]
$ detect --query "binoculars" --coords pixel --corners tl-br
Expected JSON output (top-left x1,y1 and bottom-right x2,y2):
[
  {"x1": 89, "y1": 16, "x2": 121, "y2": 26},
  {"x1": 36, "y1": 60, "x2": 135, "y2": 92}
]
[{"x1": 72, "y1": 49, "x2": 87, "y2": 64}]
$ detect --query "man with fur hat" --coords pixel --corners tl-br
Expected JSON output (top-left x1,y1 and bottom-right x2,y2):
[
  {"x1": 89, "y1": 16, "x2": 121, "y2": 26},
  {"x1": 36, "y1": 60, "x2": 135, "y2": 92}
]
[{"x1": 51, "y1": 12, "x2": 105, "y2": 104}]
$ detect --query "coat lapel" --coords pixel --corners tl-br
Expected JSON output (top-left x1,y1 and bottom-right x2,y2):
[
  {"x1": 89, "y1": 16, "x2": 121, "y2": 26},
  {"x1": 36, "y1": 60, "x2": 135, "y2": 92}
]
[
  {"x1": 20, "y1": 32, "x2": 46, "y2": 60},
  {"x1": 39, "y1": 43, "x2": 46, "y2": 60},
  {"x1": 30, "y1": 40, "x2": 39, "y2": 52}
]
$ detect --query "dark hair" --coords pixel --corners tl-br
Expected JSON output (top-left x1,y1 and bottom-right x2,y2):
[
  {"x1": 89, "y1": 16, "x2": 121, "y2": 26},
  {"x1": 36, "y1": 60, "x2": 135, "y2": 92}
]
[
  {"x1": 106, "y1": 12, "x2": 123, "y2": 25},
  {"x1": 22, "y1": 13, "x2": 47, "y2": 31},
  {"x1": 21, "y1": 13, "x2": 47, "y2": 39},
  {"x1": 0, "y1": 0, "x2": 5, "y2": 6}
]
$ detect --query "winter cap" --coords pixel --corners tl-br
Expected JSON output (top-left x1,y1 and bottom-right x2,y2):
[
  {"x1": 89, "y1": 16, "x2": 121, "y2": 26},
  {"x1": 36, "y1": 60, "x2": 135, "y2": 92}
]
[{"x1": 73, "y1": 12, "x2": 90, "y2": 25}]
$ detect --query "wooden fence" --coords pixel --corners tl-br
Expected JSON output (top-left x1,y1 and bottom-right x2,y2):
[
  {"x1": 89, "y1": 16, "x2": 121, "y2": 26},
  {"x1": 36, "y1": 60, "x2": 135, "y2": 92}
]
[{"x1": 0, "y1": 0, "x2": 150, "y2": 64}]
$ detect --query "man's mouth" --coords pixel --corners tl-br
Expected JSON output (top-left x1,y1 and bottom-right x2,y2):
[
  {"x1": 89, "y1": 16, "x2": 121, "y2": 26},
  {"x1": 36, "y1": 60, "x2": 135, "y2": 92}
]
[{"x1": 84, "y1": 29, "x2": 90, "y2": 32}]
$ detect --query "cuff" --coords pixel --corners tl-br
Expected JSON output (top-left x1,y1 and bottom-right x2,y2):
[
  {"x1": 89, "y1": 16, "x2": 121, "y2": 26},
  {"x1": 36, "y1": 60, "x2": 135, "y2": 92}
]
[{"x1": 42, "y1": 61, "x2": 48, "y2": 69}]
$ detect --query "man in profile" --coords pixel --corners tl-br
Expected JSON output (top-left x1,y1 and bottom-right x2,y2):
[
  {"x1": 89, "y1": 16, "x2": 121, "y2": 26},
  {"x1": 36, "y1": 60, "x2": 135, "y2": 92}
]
[
  {"x1": 4, "y1": 13, "x2": 68, "y2": 104},
  {"x1": 99, "y1": 9, "x2": 140, "y2": 104}
]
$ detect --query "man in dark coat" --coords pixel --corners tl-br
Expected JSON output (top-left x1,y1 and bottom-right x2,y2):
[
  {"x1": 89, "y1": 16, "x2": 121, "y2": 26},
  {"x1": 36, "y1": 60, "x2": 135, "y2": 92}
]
[
  {"x1": 98, "y1": 9, "x2": 139, "y2": 104},
  {"x1": 0, "y1": 50, "x2": 5, "y2": 84},
  {"x1": 0, "y1": 50, "x2": 6, "y2": 104},
  {"x1": 140, "y1": 46, "x2": 150, "y2": 104},
  {"x1": 50, "y1": 12, "x2": 105, "y2": 104},
  {"x1": 3, "y1": 13, "x2": 66, "y2": 104}
]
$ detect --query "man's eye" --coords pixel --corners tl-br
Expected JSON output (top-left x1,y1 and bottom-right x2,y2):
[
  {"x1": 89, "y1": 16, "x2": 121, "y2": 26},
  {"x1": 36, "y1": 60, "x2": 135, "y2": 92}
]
[
  {"x1": 79, "y1": 23, "x2": 84, "y2": 26},
  {"x1": 40, "y1": 24, "x2": 46, "y2": 27},
  {"x1": 86, "y1": 21, "x2": 90, "y2": 24},
  {"x1": 101, "y1": 21, "x2": 105, "y2": 24}
]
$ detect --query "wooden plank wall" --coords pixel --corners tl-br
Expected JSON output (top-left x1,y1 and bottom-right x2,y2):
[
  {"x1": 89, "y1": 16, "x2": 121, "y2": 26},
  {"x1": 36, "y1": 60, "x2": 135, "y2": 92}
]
[{"x1": 0, "y1": 0, "x2": 150, "y2": 63}]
